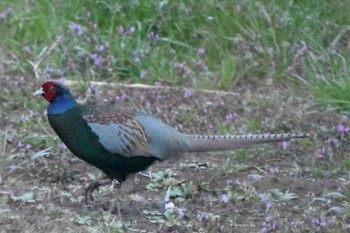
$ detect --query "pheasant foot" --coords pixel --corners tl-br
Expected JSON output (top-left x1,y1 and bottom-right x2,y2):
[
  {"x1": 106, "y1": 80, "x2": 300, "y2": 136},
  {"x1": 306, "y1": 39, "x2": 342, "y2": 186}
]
[{"x1": 85, "y1": 179, "x2": 121, "y2": 203}]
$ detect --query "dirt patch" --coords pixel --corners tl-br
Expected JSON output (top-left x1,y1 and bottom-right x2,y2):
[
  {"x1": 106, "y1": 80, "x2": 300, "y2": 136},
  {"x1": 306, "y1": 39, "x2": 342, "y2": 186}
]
[{"x1": 0, "y1": 76, "x2": 349, "y2": 232}]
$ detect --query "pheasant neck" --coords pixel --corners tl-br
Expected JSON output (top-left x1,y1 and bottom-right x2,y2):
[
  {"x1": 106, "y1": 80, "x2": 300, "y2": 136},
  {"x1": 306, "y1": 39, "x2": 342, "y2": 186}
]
[{"x1": 48, "y1": 94, "x2": 77, "y2": 114}]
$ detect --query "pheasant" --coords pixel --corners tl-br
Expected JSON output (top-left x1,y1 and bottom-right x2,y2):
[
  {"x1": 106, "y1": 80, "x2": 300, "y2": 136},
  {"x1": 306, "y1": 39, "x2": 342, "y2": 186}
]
[{"x1": 34, "y1": 81, "x2": 308, "y2": 202}]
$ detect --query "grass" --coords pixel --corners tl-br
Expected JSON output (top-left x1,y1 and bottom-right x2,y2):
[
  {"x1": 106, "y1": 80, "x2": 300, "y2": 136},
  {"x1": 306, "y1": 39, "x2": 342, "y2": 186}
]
[{"x1": 1, "y1": 0, "x2": 350, "y2": 107}]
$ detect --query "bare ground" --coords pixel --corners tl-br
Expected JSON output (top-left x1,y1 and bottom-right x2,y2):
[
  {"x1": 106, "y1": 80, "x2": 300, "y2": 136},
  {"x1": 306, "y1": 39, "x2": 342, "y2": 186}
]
[{"x1": 0, "y1": 76, "x2": 349, "y2": 232}]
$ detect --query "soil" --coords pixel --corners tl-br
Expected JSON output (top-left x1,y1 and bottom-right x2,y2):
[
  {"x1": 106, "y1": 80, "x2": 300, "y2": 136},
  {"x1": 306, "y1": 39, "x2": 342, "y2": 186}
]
[{"x1": 0, "y1": 76, "x2": 348, "y2": 233}]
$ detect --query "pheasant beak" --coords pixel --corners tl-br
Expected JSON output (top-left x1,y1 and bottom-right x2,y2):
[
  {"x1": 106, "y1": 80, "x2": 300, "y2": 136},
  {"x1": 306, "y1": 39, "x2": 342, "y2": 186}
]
[{"x1": 33, "y1": 88, "x2": 44, "y2": 96}]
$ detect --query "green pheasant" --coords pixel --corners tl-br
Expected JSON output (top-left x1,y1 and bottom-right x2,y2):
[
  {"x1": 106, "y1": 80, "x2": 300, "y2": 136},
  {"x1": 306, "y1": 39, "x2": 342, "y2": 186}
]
[{"x1": 35, "y1": 81, "x2": 308, "y2": 202}]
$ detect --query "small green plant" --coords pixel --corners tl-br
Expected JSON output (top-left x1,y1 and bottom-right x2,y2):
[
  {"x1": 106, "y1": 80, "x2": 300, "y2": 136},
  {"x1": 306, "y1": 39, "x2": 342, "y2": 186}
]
[
  {"x1": 216, "y1": 159, "x2": 234, "y2": 176},
  {"x1": 344, "y1": 156, "x2": 350, "y2": 171},
  {"x1": 169, "y1": 182, "x2": 196, "y2": 199},
  {"x1": 245, "y1": 116, "x2": 263, "y2": 132},
  {"x1": 270, "y1": 189, "x2": 298, "y2": 202},
  {"x1": 10, "y1": 192, "x2": 36, "y2": 203},
  {"x1": 146, "y1": 169, "x2": 177, "y2": 191},
  {"x1": 74, "y1": 215, "x2": 92, "y2": 226},
  {"x1": 299, "y1": 53, "x2": 350, "y2": 112},
  {"x1": 229, "y1": 149, "x2": 250, "y2": 161},
  {"x1": 163, "y1": 208, "x2": 183, "y2": 227}
]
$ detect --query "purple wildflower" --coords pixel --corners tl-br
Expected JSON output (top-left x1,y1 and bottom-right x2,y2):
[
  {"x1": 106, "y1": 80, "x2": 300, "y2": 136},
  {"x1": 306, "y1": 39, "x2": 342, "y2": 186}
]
[
  {"x1": 86, "y1": 84, "x2": 99, "y2": 96},
  {"x1": 316, "y1": 147, "x2": 326, "y2": 158},
  {"x1": 254, "y1": 45, "x2": 264, "y2": 53},
  {"x1": 43, "y1": 66, "x2": 64, "y2": 76},
  {"x1": 77, "y1": 50, "x2": 85, "y2": 58},
  {"x1": 330, "y1": 48, "x2": 337, "y2": 55},
  {"x1": 69, "y1": 23, "x2": 84, "y2": 36},
  {"x1": 268, "y1": 167, "x2": 279, "y2": 174},
  {"x1": 115, "y1": 92, "x2": 127, "y2": 101},
  {"x1": 25, "y1": 144, "x2": 32, "y2": 151},
  {"x1": 174, "y1": 62, "x2": 189, "y2": 77},
  {"x1": 220, "y1": 194, "x2": 229, "y2": 203},
  {"x1": 259, "y1": 193, "x2": 272, "y2": 209},
  {"x1": 329, "y1": 137, "x2": 338, "y2": 145},
  {"x1": 117, "y1": 26, "x2": 124, "y2": 34},
  {"x1": 95, "y1": 44, "x2": 105, "y2": 52},
  {"x1": 154, "y1": 81, "x2": 162, "y2": 87},
  {"x1": 133, "y1": 57, "x2": 141, "y2": 63},
  {"x1": 147, "y1": 32, "x2": 159, "y2": 41},
  {"x1": 22, "y1": 46, "x2": 30, "y2": 53},
  {"x1": 18, "y1": 141, "x2": 23, "y2": 148},
  {"x1": 330, "y1": 206, "x2": 342, "y2": 213},
  {"x1": 86, "y1": 84, "x2": 95, "y2": 94},
  {"x1": 185, "y1": 7, "x2": 193, "y2": 14},
  {"x1": 338, "y1": 124, "x2": 345, "y2": 133},
  {"x1": 261, "y1": 216, "x2": 276, "y2": 233},
  {"x1": 264, "y1": 201, "x2": 273, "y2": 209},
  {"x1": 197, "y1": 212, "x2": 209, "y2": 221},
  {"x1": 218, "y1": 224, "x2": 225, "y2": 231},
  {"x1": 175, "y1": 124, "x2": 183, "y2": 131},
  {"x1": 0, "y1": 10, "x2": 10, "y2": 20},
  {"x1": 29, "y1": 110, "x2": 35, "y2": 118},
  {"x1": 226, "y1": 113, "x2": 237, "y2": 123},
  {"x1": 177, "y1": 208, "x2": 185, "y2": 218},
  {"x1": 291, "y1": 220, "x2": 299, "y2": 228},
  {"x1": 59, "y1": 143, "x2": 68, "y2": 150},
  {"x1": 184, "y1": 89, "x2": 193, "y2": 98},
  {"x1": 21, "y1": 114, "x2": 29, "y2": 122},
  {"x1": 91, "y1": 54, "x2": 104, "y2": 65},
  {"x1": 252, "y1": 32, "x2": 261, "y2": 41},
  {"x1": 311, "y1": 218, "x2": 327, "y2": 228},
  {"x1": 129, "y1": 26, "x2": 136, "y2": 34},
  {"x1": 192, "y1": 59, "x2": 208, "y2": 71},
  {"x1": 57, "y1": 69, "x2": 64, "y2": 76},
  {"x1": 342, "y1": 115, "x2": 348, "y2": 121},
  {"x1": 327, "y1": 216, "x2": 336, "y2": 224},
  {"x1": 226, "y1": 179, "x2": 238, "y2": 185},
  {"x1": 44, "y1": 66, "x2": 54, "y2": 73},
  {"x1": 281, "y1": 141, "x2": 288, "y2": 150},
  {"x1": 198, "y1": 47, "x2": 205, "y2": 56},
  {"x1": 140, "y1": 70, "x2": 150, "y2": 79}
]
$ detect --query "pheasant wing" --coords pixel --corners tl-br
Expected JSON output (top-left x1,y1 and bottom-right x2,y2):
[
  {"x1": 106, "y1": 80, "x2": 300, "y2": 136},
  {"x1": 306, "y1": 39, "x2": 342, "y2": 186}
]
[{"x1": 82, "y1": 107, "x2": 153, "y2": 157}]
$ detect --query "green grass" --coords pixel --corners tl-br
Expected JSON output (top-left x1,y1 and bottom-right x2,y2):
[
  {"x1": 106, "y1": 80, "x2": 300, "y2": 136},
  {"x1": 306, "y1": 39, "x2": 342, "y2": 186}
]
[{"x1": 1, "y1": 0, "x2": 350, "y2": 105}]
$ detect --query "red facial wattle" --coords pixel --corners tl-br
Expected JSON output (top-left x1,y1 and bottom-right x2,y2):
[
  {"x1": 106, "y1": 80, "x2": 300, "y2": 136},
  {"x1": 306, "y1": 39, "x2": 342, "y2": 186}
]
[{"x1": 42, "y1": 82, "x2": 58, "y2": 102}]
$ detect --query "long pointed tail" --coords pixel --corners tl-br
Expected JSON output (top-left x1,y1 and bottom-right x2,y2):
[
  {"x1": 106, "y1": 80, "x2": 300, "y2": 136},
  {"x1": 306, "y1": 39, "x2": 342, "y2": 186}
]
[{"x1": 183, "y1": 133, "x2": 309, "y2": 153}]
